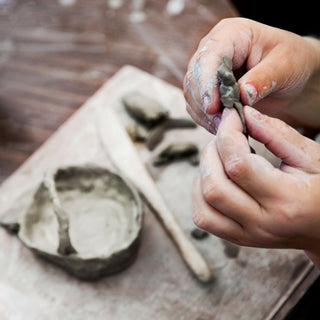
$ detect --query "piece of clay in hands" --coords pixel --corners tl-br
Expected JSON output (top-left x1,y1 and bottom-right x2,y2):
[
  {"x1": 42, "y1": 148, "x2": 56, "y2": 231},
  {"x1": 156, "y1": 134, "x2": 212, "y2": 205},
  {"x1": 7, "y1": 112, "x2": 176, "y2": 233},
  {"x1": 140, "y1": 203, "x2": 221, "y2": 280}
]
[
  {"x1": 217, "y1": 56, "x2": 255, "y2": 153},
  {"x1": 217, "y1": 56, "x2": 247, "y2": 136}
]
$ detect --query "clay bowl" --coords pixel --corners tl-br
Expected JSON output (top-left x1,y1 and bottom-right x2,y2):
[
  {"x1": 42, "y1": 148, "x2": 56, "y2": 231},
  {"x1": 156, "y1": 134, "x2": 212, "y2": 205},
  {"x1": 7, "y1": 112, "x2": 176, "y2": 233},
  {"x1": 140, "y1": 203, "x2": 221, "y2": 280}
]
[{"x1": 18, "y1": 165, "x2": 144, "y2": 280}]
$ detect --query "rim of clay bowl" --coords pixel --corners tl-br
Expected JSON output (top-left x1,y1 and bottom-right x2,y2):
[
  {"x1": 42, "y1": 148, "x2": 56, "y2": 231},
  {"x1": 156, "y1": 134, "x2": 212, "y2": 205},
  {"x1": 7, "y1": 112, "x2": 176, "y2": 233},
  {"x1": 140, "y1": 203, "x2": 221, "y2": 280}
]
[{"x1": 18, "y1": 164, "x2": 144, "y2": 261}]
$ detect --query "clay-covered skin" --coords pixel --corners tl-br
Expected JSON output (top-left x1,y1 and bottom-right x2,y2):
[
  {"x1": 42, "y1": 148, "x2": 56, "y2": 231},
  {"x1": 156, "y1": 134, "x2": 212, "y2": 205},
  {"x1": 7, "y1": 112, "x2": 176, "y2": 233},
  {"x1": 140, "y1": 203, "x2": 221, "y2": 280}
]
[
  {"x1": 3, "y1": 165, "x2": 144, "y2": 280},
  {"x1": 122, "y1": 91, "x2": 169, "y2": 126},
  {"x1": 217, "y1": 56, "x2": 247, "y2": 135},
  {"x1": 153, "y1": 142, "x2": 199, "y2": 166}
]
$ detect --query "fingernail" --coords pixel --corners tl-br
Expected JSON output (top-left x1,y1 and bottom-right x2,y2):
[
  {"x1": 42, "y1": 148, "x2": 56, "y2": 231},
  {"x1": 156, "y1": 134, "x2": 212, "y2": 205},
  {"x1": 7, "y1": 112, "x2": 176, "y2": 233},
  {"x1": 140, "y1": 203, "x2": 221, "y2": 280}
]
[
  {"x1": 243, "y1": 84, "x2": 258, "y2": 105},
  {"x1": 221, "y1": 107, "x2": 231, "y2": 121},
  {"x1": 203, "y1": 95, "x2": 211, "y2": 112}
]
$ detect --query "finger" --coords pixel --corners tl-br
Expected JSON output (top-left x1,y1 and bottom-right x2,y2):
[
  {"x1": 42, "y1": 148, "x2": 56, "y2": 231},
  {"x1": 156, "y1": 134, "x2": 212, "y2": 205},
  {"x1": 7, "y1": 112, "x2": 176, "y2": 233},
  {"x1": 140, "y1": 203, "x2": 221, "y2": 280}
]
[
  {"x1": 244, "y1": 106, "x2": 320, "y2": 173},
  {"x1": 238, "y1": 27, "x2": 313, "y2": 105},
  {"x1": 184, "y1": 64, "x2": 217, "y2": 133},
  {"x1": 193, "y1": 175, "x2": 245, "y2": 243},
  {"x1": 216, "y1": 108, "x2": 288, "y2": 200},
  {"x1": 192, "y1": 18, "x2": 254, "y2": 115},
  {"x1": 200, "y1": 137, "x2": 260, "y2": 226},
  {"x1": 183, "y1": 57, "x2": 202, "y2": 110},
  {"x1": 190, "y1": 46, "x2": 221, "y2": 115},
  {"x1": 186, "y1": 103, "x2": 221, "y2": 135}
]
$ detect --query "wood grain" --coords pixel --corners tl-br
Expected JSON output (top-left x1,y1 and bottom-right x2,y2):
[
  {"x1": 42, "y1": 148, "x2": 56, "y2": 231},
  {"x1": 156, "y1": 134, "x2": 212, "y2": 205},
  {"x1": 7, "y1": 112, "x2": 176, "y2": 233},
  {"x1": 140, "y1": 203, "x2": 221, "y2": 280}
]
[{"x1": 0, "y1": 0, "x2": 237, "y2": 182}]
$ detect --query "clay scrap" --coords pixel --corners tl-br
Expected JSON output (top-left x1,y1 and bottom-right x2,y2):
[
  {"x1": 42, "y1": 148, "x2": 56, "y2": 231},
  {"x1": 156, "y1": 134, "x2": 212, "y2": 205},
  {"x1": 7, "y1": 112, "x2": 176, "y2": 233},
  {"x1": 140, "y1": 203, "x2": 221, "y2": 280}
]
[
  {"x1": 152, "y1": 142, "x2": 199, "y2": 166},
  {"x1": 146, "y1": 118, "x2": 196, "y2": 151},
  {"x1": 126, "y1": 121, "x2": 149, "y2": 142},
  {"x1": 190, "y1": 228, "x2": 209, "y2": 240},
  {"x1": 0, "y1": 165, "x2": 144, "y2": 280},
  {"x1": 217, "y1": 56, "x2": 246, "y2": 130},
  {"x1": 122, "y1": 91, "x2": 169, "y2": 126},
  {"x1": 122, "y1": 91, "x2": 197, "y2": 151},
  {"x1": 217, "y1": 56, "x2": 254, "y2": 152}
]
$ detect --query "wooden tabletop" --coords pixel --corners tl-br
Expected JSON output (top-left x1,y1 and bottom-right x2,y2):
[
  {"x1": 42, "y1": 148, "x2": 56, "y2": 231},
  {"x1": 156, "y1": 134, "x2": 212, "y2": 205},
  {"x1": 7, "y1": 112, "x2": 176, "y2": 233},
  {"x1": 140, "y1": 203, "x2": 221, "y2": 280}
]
[{"x1": 0, "y1": 0, "x2": 237, "y2": 182}]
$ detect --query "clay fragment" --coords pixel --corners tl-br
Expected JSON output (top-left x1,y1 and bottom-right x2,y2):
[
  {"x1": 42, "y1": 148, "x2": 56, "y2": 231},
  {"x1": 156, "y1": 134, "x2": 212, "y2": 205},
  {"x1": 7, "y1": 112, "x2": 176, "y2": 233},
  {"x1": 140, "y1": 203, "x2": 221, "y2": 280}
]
[
  {"x1": 153, "y1": 142, "x2": 199, "y2": 166},
  {"x1": 122, "y1": 91, "x2": 169, "y2": 126},
  {"x1": 1, "y1": 165, "x2": 144, "y2": 280},
  {"x1": 217, "y1": 56, "x2": 247, "y2": 135},
  {"x1": 217, "y1": 56, "x2": 255, "y2": 153},
  {"x1": 222, "y1": 240, "x2": 240, "y2": 259},
  {"x1": 146, "y1": 118, "x2": 197, "y2": 150},
  {"x1": 191, "y1": 228, "x2": 209, "y2": 240},
  {"x1": 126, "y1": 122, "x2": 149, "y2": 142}
]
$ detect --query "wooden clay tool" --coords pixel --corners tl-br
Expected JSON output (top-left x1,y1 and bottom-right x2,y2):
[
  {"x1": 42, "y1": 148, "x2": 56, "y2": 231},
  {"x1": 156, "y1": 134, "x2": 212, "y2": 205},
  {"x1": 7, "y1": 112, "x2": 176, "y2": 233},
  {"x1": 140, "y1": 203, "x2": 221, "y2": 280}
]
[{"x1": 97, "y1": 107, "x2": 212, "y2": 283}]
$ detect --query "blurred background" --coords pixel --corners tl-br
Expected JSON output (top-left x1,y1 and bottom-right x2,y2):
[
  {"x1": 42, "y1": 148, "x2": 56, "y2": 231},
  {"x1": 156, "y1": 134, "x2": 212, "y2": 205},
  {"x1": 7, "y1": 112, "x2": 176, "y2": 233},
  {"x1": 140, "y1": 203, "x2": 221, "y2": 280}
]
[{"x1": 0, "y1": 0, "x2": 237, "y2": 183}]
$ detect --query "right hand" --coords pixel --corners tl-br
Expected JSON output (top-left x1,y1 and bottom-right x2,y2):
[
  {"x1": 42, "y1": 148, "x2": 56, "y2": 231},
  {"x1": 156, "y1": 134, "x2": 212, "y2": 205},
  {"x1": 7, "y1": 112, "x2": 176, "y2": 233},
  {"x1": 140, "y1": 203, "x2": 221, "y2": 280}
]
[
  {"x1": 194, "y1": 106, "x2": 320, "y2": 268},
  {"x1": 183, "y1": 17, "x2": 320, "y2": 133}
]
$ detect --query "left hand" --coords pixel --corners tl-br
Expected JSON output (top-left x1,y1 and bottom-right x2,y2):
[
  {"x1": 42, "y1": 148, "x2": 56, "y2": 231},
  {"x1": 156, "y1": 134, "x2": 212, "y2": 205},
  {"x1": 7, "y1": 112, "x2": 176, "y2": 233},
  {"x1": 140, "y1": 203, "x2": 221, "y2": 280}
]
[
  {"x1": 183, "y1": 18, "x2": 320, "y2": 132},
  {"x1": 194, "y1": 106, "x2": 320, "y2": 266}
]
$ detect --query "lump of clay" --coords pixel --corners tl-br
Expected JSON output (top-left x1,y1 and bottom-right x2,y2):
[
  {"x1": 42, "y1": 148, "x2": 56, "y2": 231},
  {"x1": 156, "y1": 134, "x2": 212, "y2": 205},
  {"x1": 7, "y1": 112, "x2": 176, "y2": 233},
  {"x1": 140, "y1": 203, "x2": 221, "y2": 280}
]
[
  {"x1": 217, "y1": 56, "x2": 240, "y2": 108},
  {"x1": 190, "y1": 228, "x2": 209, "y2": 240},
  {"x1": 153, "y1": 142, "x2": 199, "y2": 166},
  {"x1": 126, "y1": 122, "x2": 149, "y2": 142},
  {"x1": 217, "y1": 56, "x2": 255, "y2": 153},
  {"x1": 221, "y1": 240, "x2": 240, "y2": 259},
  {"x1": 146, "y1": 118, "x2": 197, "y2": 151},
  {"x1": 217, "y1": 56, "x2": 246, "y2": 135},
  {"x1": 122, "y1": 91, "x2": 169, "y2": 126},
  {"x1": 1, "y1": 165, "x2": 144, "y2": 280}
]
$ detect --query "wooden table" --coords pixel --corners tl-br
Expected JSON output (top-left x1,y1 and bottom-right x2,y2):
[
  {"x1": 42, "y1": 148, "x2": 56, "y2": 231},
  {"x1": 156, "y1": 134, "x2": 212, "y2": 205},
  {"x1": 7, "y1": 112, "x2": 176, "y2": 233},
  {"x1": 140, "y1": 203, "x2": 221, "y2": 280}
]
[
  {"x1": 0, "y1": 0, "x2": 236, "y2": 182},
  {"x1": 0, "y1": 1, "x2": 319, "y2": 319}
]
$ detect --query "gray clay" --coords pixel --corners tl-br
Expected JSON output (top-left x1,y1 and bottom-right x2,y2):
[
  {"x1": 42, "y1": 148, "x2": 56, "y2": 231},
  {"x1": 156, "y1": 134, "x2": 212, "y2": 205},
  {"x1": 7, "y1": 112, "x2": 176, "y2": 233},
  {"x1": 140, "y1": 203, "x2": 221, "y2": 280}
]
[
  {"x1": 122, "y1": 91, "x2": 169, "y2": 126},
  {"x1": 221, "y1": 239, "x2": 240, "y2": 259},
  {"x1": 191, "y1": 228, "x2": 209, "y2": 240},
  {"x1": 126, "y1": 122, "x2": 149, "y2": 142},
  {"x1": 153, "y1": 142, "x2": 199, "y2": 166},
  {"x1": 217, "y1": 56, "x2": 247, "y2": 135},
  {"x1": 1, "y1": 165, "x2": 144, "y2": 280},
  {"x1": 44, "y1": 173, "x2": 77, "y2": 256},
  {"x1": 217, "y1": 56, "x2": 255, "y2": 153},
  {"x1": 146, "y1": 118, "x2": 197, "y2": 151}
]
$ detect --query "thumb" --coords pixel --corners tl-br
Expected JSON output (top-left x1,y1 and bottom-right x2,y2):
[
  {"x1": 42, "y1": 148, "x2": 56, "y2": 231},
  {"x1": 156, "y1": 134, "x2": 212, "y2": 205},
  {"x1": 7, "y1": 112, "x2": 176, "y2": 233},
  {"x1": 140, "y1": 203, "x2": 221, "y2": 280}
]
[{"x1": 244, "y1": 106, "x2": 320, "y2": 173}]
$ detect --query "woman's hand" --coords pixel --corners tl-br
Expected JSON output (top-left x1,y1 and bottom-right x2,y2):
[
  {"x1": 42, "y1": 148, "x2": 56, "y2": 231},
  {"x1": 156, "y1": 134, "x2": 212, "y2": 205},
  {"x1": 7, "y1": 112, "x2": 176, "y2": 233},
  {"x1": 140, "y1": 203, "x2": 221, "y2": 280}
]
[
  {"x1": 194, "y1": 106, "x2": 320, "y2": 267},
  {"x1": 184, "y1": 17, "x2": 320, "y2": 132}
]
